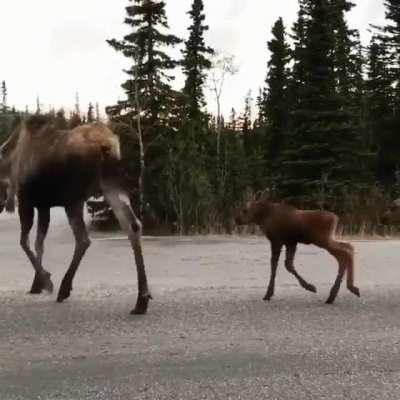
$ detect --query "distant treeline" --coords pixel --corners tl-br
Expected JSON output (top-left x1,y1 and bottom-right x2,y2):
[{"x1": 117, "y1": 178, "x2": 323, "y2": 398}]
[{"x1": 2, "y1": 1, "x2": 400, "y2": 236}]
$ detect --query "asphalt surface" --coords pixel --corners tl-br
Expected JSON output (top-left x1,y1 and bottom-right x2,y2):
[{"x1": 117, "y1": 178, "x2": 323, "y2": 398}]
[{"x1": 1, "y1": 209, "x2": 400, "y2": 399}]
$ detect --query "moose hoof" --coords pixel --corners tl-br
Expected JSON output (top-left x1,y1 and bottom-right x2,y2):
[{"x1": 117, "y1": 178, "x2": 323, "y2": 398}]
[
  {"x1": 56, "y1": 291, "x2": 71, "y2": 303},
  {"x1": 305, "y1": 284, "x2": 317, "y2": 293},
  {"x1": 29, "y1": 288, "x2": 42, "y2": 294},
  {"x1": 5, "y1": 199, "x2": 15, "y2": 213},
  {"x1": 263, "y1": 292, "x2": 273, "y2": 301},
  {"x1": 42, "y1": 273, "x2": 54, "y2": 294},
  {"x1": 348, "y1": 286, "x2": 360, "y2": 297},
  {"x1": 130, "y1": 292, "x2": 152, "y2": 315},
  {"x1": 325, "y1": 297, "x2": 335, "y2": 305},
  {"x1": 57, "y1": 281, "x2": 72, "y2": 303},
  {"x1": 29, "y1": 272, "x2": 53, "y2": 294}
]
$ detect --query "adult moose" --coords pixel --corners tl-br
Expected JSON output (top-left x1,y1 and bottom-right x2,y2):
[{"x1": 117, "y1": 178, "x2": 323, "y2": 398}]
[
  {"x1": 0, "y1": 115, "x2": 151, "y2": 314},
  {"x1": 235, "y1": 197, "x2": 360, "y2": 304}
]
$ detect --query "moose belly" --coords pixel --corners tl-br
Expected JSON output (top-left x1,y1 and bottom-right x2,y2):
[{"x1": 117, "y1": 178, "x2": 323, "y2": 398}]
[
  {"x1": 18, "y1": 157, "x2": 99, "y2": 208},
  {"x1": 266, "y1": 226, "x2": 313, "y2": 245}
]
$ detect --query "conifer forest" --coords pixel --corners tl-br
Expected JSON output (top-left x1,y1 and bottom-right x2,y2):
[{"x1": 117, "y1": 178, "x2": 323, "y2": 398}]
[{"x1": 1, "y1": 0, "x2": 400, "y2": 235}]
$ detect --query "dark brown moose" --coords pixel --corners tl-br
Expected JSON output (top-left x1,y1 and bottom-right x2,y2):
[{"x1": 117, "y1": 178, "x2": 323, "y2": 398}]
[
  {"x1": 235, "y1": 198, "x2": 360, "y2": 304},
  {"x1": 0, "y1": 115, "x2": 151, "y2": 314}
]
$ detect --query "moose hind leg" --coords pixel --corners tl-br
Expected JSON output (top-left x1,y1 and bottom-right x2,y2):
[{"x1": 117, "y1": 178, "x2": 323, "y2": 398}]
[
  {"x1": 57, "y1": 203, "x2": 91, "y2": 302},
  {"x1": 102, "y1": 186, "x2": 151, "y2": 315},
  {"x1": 19, "y1": 204, "x2": 53, "y2": 294},
  {"x1": 285, "y1": 243, "x2": 317, "y2": 293},
  {"x1": 325, "y1": 241, "x2": 349, "y2": 304}
]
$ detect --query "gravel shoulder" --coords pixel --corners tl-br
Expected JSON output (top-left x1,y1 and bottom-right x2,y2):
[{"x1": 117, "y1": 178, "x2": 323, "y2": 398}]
[{"x1": 1, "y1": 211, "x2": 400, "y2": 399}]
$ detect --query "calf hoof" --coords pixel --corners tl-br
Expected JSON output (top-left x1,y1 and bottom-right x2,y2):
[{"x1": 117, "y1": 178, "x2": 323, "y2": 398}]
[
  {"x1": 348, "y1": 286, "x2": 360, "y2": 297},
  {"x1": 57, "y1": 280, "x2": 72, "y2": 303},
  {"x1": 131, "y1": 292, "x2": 152, "y2": 315},
  {"x1": 304, "y1": 283, "x2": 317, "y2": 293},
  {"x1": 325, "y1": 297, "x2": 335, "y2": 305}
]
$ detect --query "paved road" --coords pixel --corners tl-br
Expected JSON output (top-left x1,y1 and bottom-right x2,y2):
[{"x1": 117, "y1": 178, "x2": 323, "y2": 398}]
[{"x1": 1, "y1": 210, "x2": 400, "y2": 399}]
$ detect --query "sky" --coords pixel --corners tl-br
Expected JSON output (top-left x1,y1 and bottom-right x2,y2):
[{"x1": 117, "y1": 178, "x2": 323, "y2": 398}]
[{"x1": 0, "y1": 1, "x2": 387, "y2": 118}]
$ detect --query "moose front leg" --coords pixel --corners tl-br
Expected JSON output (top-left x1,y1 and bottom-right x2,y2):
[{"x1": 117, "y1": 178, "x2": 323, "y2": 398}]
[
  {"x1": 19, "y1": 203, "x2": 53, "y2": 294},
  {"x1": 263, "y1": 241, "x2": 282, "y2": 301},
  {"x1": 57, "y1": 203, "x2": 91, "y2": 302},
  {"x1": 30, "y1": 208, "x2": 53, "y2": 294}
]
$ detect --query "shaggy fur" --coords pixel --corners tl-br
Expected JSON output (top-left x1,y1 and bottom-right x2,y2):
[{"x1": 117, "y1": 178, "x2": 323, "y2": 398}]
[{"x1": 0, "y1": 115, "x2": 151, "y2": 314}]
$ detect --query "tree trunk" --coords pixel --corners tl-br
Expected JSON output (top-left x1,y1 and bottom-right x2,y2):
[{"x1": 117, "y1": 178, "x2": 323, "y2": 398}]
[{"x1": 133, "y1": 55, "x2": 145, "y2": 219}]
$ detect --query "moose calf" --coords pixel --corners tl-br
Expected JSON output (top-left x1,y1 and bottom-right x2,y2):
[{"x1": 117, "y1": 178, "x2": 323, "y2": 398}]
[{"x1": 235, "y1": 199, "x2": 360, "y2": 304}]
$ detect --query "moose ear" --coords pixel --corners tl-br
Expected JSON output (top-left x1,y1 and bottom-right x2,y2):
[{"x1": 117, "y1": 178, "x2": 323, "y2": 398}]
[{"x1": 25, "y1": 115, "x2": 51, "y2": 135}]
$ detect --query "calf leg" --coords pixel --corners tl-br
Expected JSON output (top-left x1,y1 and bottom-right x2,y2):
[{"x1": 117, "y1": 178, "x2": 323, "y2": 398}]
[
  {"x1": 325, "y1": 240, "x2": 357, "y2": 304},
  {"x1": 102, "y1": 185, "x2": 151, "y2": 314},
  {"x1": 340, "y1": 241, "x2": 360, "y2": 297},
  {"x1": 19, "y1": 204, "x2": 53, "y2": 294},
  {"x1": 30, "y1": 208, "x2": 52, "y2": 294},
  {"x1": 263, "y1": 241, "x2": 282, "y2": 301},
  {"x1": 285, "y1": 243, "x2": 317, "y2": 293},
  {"x1": 57, "y1": 203, "x2": 91, "y2": 302}
]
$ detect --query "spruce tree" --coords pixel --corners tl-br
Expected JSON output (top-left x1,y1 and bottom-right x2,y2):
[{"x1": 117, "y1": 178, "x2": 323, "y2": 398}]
[
  {"x1": 262, "y1": 17, "x2": 290, "y2": 164},
  {"x1": 280, "y1": 0, "x2": 372, "y2": 208},
  {"x1": 280, "y1": 0, "x2": 335, "y2": 205},
  {"x1": 288, "y1": 0, "x2": 311, "y2": 109},
  {"x1": 107, "y1": 0, "x2": 181, "y2": 222},
  {"x1": 365, "y1": 37, "x2": 392, "y2": 149},
  {"x1": 87, "y1": 102, "x2": 95, "y2": 123},
  {"x1": 108, "y1": 0, "x2": 181, "y2": 125},
  {"x1": 181, "y1": 0, "x2": 213, "y2": 120},
  {"x1": 1, "y1": 81, "x2": 7, "y2": 112},
  {"x1": 379, "y1": 0, "x2": 400, "y2": 112},
  {"x1": 372, "y1": 0, "x2": 400, "y2": 185},
  {"x1": 366, "y1": 36, "x2": 399, "y2": 185}
]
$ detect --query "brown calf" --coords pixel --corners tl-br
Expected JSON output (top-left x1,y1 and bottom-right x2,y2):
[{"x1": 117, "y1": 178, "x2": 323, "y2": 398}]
[{"x1": 235, "y1": 199, "x2": 360, "y2": 304}]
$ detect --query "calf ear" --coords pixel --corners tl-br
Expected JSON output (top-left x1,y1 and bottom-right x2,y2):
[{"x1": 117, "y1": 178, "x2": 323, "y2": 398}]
[{"x1": 249, "y1": 201, "x2": 267, "y2": 222}]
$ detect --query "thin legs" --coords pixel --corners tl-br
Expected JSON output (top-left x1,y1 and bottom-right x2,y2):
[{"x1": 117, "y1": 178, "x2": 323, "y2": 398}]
[
  {"x1": 285, "y1": 244, "x2": 317, "y2": 294},
  {"x1": 325, "y1": 240, "x2": 360, "y2": 304},
  {"x1": 263, "y1": 242, "x2": 282, "y2": 301},
  {"x1": 19, "y1": 204, "x2": 53, "y2": 293},
  {"x1": 57, "y1": 202, "x2": 91, "y2": 302},
  {"x1": 102, "y1": 185, "x2": 151, "y2": 314}
]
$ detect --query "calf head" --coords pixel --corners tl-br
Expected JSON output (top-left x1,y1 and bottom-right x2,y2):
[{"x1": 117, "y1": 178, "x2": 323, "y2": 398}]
[
  {"x1": 381, "y1": 199, "x2": 400, "y2": 225},
  {"x1": 234, "y1": 200, "x2": 268, "y2": 226}
]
